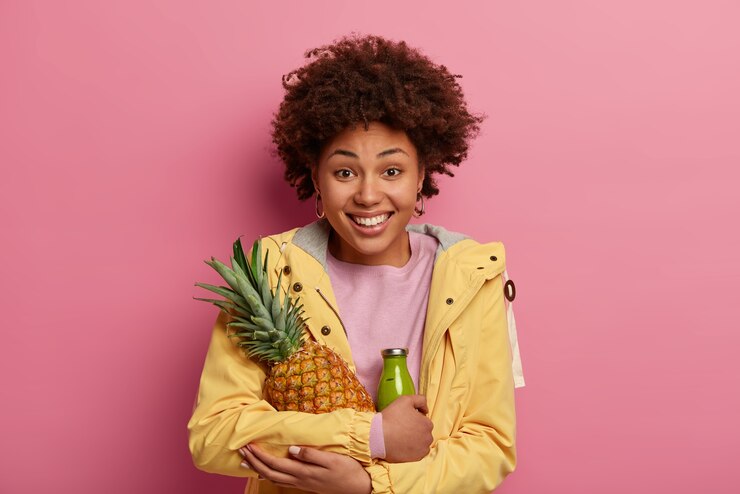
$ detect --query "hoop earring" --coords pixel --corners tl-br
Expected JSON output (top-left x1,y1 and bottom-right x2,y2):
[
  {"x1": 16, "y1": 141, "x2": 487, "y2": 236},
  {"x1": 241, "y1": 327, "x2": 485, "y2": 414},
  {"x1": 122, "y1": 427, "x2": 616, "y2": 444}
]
[
  {"x1": 315, "y1": 193, "x2": 325, "y2": 219},
  {"x1": 412, "y1": 192, "x2": 425, "y2": 217}
]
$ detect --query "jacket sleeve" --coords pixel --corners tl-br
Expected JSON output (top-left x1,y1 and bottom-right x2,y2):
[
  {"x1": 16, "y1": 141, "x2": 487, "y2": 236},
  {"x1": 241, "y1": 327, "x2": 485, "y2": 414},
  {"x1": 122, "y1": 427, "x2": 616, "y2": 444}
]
[
  {"x1": 365, "y1": 275, "x2": 517, "y2": 493},
  {"x1": 187, "y1": 310, "x2": 376, "y2": 476}
]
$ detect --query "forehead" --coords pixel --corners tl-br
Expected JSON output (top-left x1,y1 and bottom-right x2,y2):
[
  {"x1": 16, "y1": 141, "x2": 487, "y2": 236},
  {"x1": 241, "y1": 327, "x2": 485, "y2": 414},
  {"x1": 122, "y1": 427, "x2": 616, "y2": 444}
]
[{"x1": 320, "y1": 121, "x2": 417, "y2": 159}]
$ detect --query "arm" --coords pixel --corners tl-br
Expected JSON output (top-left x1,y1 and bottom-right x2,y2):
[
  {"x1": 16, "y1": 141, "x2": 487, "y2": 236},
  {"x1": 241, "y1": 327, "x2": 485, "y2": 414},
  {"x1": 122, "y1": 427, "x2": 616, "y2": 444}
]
[
  {"x1": 187, "y1": 310, "x2": 375, "y2": 477},
  {"x1": 365, "y1": 277, "x2": 518, "y2": 493},
  {"x1": 233, "y1": 395, "x2": 433, "y2": 491},
  {"x1": 240, "y1": 444, "x2": 372, "y2": 494}
]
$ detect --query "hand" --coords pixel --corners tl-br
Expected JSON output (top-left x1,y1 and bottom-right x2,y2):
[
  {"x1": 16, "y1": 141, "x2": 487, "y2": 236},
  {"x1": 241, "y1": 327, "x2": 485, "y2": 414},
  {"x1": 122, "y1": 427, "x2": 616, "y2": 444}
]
[
  {"x1": 239, "y1": 443, "x2": 371, "y2": 494},
  {"x1": 381, "y1": 394, "x2": 434, "y2": 463}
]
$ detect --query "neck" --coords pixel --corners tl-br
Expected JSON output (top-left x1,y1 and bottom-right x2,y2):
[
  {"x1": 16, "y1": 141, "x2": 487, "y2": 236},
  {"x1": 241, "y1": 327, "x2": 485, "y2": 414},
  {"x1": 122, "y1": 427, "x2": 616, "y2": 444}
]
[{"x1": 328, "y1": 229, "x2": 411, "y2": 267}]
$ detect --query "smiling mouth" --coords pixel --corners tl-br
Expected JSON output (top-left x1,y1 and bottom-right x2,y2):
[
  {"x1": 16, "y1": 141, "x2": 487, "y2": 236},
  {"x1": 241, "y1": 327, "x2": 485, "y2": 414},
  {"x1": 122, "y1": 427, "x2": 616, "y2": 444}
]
[{"x1": 348, "y1": 213, "x2": 392, "y2": 227}]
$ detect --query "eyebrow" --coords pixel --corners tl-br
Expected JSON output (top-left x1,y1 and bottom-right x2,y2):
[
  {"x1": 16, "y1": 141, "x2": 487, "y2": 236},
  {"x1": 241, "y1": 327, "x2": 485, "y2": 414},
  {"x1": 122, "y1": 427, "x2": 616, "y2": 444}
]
[{"x1": 327, "y1": 148, "x2": 409, "y2": 159}]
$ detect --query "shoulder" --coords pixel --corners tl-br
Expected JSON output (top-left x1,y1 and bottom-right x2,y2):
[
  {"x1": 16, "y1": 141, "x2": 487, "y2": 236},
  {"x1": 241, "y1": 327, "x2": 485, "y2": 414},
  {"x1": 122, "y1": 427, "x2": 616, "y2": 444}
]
[
  {"x1": 446, "y1": 238, "x2": 507, "y2": 270},
  {"x1": 409, "y1": 223, "x2": 508, "y2": 277},
  {"x1": 260, "y1": 226, "x2": 301, "y2": 251},
  {"x1": 255, "y1": 220, "x2": 330, "y2": 272},
  {"x1": 256, "y1": 220, "x2": 321, "y2": 256}
]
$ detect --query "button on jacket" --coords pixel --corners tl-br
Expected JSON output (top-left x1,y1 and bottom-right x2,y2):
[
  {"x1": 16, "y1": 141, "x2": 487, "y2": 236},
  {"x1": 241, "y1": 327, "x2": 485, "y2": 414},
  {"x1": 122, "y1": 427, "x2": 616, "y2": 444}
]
[{"x1": 188, "y1": 219, "x2": 525, "y2": 494}]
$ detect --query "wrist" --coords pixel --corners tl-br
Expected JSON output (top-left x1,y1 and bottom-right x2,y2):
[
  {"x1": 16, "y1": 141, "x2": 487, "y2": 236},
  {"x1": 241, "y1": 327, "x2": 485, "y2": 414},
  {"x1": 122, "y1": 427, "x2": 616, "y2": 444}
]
[{"x1": 369, "y1": 413, "x2": 386, "y2": 459}]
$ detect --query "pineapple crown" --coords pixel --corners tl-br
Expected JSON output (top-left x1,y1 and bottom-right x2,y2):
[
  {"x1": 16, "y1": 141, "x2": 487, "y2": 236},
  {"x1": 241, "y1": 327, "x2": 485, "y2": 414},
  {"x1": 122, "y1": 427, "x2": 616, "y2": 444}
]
[{"x1": 194, "y1": 237, "x2": 306, "y2": 363}]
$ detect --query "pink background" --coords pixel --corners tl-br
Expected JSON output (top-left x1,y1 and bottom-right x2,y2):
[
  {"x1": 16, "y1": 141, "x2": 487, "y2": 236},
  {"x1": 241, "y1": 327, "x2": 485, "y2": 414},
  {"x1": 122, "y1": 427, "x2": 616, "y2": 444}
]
[{"x1": 2, "y1": 1, "x2": 739, "y2": 492}]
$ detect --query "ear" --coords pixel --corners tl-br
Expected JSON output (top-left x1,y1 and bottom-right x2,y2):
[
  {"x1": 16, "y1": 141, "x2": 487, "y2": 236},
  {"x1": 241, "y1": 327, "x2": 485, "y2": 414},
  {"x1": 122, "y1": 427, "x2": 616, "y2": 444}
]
[
  {"x1": 416, "y1": 165, "x2": 425, "y2": 193},
  {"x1": 310, "y1": 165, "x2": 320, "y2": 194}
]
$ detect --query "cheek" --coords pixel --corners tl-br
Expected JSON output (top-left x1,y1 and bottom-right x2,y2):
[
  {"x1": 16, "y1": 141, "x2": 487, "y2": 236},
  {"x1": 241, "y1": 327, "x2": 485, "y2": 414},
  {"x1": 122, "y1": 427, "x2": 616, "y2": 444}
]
[
  {"x1": 319, "y1": 189, "x2": 347, "y2": 214},
  {"x1": 398, "y1": 185, "x2": 420, "y2": 208}
]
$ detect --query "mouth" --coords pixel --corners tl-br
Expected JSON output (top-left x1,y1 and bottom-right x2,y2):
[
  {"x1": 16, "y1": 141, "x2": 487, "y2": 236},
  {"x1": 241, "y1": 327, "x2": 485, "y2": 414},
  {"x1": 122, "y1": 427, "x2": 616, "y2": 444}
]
[{"x1": 347, "y1": 212, "x2": 392, "y2": 228}]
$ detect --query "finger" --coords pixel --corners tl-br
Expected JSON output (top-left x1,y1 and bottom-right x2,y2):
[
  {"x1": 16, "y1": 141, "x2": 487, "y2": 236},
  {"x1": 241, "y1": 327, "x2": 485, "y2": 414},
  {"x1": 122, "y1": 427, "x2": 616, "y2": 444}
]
[
  {"x1": 249, "y1": 443, "x2": 307, "y2": 471},
  {"x1": 288, "y1": 445, "x2": 332, "y2": 468},
  {"x1": 238, "y1": 448, "x2": 253, "y2": 470},
  {"x1": 248, "y1": 444, "x2": 324, "y2": 478},
  {"x1": 409, "y1": 394, "x2": 429, "y2": 414},
  {"x1": 241, "y1": 445, "x2": 297, "y2": 486}
]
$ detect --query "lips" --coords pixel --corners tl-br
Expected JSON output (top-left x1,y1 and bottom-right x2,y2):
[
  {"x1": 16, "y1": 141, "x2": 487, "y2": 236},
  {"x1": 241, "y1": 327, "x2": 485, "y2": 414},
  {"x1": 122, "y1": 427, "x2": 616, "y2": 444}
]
[{"x1": 348, "y1": 212, "x2": 392, "y2": 227}]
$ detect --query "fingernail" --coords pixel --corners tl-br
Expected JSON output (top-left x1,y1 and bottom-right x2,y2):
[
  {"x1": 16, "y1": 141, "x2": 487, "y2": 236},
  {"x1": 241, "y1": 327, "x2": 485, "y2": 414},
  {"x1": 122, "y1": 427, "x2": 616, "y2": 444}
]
[
  {"x1": 246, "y1": 444, "x2": 254, "y2": 452},
  {"x1": 240, "y1": 460, "x2": 251, "y2": 469},
  {"x1": 239, "y1": 447, "x2": 248, "y2": 457},
  {"x1": 288, "y1": 446, "x2": 301, "y2": 455}
]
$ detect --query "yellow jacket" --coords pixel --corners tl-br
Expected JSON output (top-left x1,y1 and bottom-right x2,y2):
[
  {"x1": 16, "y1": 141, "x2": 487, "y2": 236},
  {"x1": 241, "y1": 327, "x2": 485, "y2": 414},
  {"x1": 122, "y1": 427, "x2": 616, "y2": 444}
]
[{"x1": 188, "y1": 219, "x2": 525, "y2": 494}]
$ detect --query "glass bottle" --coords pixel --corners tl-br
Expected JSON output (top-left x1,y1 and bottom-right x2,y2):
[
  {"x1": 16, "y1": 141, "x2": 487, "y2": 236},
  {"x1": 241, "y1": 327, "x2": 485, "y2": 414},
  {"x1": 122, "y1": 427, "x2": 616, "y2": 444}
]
[{"x1": 376, "y1": 348, "x2": 416, "y2": 411}]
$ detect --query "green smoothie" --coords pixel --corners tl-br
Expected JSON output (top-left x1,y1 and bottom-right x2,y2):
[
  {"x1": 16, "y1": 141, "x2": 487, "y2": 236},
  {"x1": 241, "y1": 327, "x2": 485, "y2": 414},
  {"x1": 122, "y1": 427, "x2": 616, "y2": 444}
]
[{"x1": 376, "y1": 348, "x2": 416, "y2": 411}]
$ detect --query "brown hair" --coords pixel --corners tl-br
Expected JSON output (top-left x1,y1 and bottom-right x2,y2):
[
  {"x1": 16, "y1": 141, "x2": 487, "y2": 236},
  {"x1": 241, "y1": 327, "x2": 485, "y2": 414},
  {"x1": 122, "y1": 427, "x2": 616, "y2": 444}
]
[{"x1": 271, "y1": 33, "x2": 485, "y2": 200}]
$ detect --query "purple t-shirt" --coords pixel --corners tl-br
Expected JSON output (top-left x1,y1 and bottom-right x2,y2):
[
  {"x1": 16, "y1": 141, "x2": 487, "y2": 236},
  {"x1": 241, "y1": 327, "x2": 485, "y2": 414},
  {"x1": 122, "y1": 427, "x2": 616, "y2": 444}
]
[{"x1": 327, "y1": 231, "x2": 437, "y2": 458}]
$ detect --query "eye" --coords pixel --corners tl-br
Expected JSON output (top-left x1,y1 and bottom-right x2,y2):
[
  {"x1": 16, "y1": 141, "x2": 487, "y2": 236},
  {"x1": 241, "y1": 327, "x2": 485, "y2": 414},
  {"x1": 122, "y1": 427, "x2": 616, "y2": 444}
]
[
  {"x1": 383, "y1": 167, "x2": 402, "y2": 177},
  {"x1": 335, "y1": 169, "x2": 355, "y2": 179}
]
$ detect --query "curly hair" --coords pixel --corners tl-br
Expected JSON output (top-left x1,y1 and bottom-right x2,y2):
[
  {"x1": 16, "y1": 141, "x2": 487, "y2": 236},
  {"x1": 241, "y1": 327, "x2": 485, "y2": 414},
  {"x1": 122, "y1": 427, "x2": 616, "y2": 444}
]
[{"x1": 270, "y1": 33, "x2": 486, "y2": 201}]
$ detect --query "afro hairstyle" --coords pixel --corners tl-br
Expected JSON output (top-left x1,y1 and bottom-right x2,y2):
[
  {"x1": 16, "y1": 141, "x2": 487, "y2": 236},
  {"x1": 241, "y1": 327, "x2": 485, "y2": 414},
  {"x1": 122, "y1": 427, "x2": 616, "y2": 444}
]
[{"x1": 270, "y1": 33, "x2": 486, "y2": 201}]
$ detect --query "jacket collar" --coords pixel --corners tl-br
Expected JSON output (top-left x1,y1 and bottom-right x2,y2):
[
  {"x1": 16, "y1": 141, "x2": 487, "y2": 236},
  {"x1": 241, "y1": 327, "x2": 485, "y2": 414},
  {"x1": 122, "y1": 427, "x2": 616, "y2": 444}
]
[{"x1": 291, "y1": 218, "x2": 471, "y2": 272}]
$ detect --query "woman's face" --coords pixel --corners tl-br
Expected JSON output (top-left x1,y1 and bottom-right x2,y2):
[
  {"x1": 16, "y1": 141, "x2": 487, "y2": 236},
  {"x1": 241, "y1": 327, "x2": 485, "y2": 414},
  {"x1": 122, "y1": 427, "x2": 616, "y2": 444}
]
[{"x1": 312, "y1": 121, "x2": 424, "y2": 267}]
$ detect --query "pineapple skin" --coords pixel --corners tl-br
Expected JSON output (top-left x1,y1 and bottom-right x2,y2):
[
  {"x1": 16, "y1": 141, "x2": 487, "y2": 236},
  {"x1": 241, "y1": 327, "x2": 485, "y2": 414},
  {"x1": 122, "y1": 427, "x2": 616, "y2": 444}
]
[{"x1": 265, "y1": 340, "x2": 375, "y2": 413}]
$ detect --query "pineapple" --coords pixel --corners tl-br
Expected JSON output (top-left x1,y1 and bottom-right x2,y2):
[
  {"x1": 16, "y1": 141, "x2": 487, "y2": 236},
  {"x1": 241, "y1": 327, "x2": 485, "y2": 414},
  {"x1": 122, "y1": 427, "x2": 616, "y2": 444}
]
[{"x1": 195, "y1": 236, "x2": 375, "y2": 414}]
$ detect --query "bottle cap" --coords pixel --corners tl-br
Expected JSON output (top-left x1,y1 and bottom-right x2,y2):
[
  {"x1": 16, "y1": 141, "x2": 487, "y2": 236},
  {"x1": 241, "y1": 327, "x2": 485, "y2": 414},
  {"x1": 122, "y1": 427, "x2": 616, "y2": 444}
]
[{"x1": 381, "y1": 348, "x2": 408, "y2": 357}]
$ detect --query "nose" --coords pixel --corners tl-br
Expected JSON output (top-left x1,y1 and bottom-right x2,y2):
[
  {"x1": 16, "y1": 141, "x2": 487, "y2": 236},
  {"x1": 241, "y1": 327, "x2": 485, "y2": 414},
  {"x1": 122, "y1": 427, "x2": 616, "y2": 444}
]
[{"x1": 354, "y1": 176, "x2": 383, "y2": 207}]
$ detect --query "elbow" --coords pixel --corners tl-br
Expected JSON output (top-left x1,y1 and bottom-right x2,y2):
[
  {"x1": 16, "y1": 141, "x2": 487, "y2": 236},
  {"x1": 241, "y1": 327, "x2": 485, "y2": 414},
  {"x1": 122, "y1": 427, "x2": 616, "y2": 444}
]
[
  {"x1": 189, "y1": 445, "x2": 213, "y2": 474},
  {"x1": 187, "y1": 421, "x2": 243, "y2": 477},
  {"x1": 491, "y1": 442, "x2": 517, "y2": 490},
  {"x1": 188, "y1": 438, "x2": 247, "y2": 477},
  {"x1": 188, "y1": 427, "x2": 217, "y2": 473},
  {"x1": 482, "y1": 432, "x2": 518, "y2": 491},
  {"x1": 503, "y1": 442, "x2": 517, "y2": 476}
]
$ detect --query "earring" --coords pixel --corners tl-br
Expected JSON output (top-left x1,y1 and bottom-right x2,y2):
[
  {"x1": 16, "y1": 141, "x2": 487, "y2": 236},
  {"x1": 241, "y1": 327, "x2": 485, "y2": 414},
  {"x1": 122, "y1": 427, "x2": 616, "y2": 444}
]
[
  {"x1": 315, "y1": 193, "x2": 325, "y2": 219},
  {"x1": 412, "y1": 192, "x2": 425, "y2": 217}
]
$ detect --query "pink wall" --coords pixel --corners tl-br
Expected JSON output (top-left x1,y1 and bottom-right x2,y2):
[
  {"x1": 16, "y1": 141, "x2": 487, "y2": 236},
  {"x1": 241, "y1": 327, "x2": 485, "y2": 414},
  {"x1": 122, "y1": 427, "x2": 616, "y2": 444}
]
[{"x1": 2, "y1": 0, "x2": 738, "y2": 492}]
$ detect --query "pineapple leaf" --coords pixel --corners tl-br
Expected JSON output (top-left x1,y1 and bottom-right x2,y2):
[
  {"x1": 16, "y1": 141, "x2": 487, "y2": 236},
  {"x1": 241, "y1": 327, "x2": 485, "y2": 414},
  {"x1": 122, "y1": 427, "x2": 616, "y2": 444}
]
[
  {"x1": 194, "y1": 283, "x2": 248, "y2": 307},
  {"x1": 258, "y1": 271, "x2": 273, "y2": 315},
  {"x1": 250, "y1": 238, "x2": 262, "y2": 287},
  {"x1": 232, "y1": 236, "x2": 248, "y2": 274},
  {"x1": 192, "y1": 296, "x2": 227, "y2": 306},
  {"x1": 286, "y1": 302, "x2": 305, "y2": 329},
  {"x1": 231, "y1": 256, "x2": 254, "y2": 290},
  {"x1": 230, "y1": 256, "x2": 248, "y2": 283},
  {"x1": 233, "y1": 332, "x2": 259, "y2": 341},
  {"x1": 270, "y1": 269, "x2": 283, "y2": 323},
  {"x1": 250, "y1": 316, "x2": 277, "y2": 333},
  {"x1": 252, "y1": 330, "x2": 272, "y2": 341},
  {"x1": 278, "y1": 340, "x2": 292, "y2": 357},
  {"x1": 229, "y1": 265, "x2": 266, "y2": 318},
  {"x1": 192, "y1": 298, "x2": 249, "y2": 317},
  {"x1": 204, "y1": 258, "x2": 240, "y2": 293},
  {"x1": 274, "y1": 284, "x2": 289, "y2": 332},
  {"x1": 226, "y1": 321, "x2": 261, "y2": 332},
  {"x1": 226, "y1": 314, "x2": 254, "y2": 326},
  {"x1": 244, "y1": 294, "x2": 271, "y2": 321},
  {"x1": 234, "y1": 238, "x2": 258, "y2": 288},
  {"x1": 262, "y1": 242, "x2": 270, "y2": 275}
]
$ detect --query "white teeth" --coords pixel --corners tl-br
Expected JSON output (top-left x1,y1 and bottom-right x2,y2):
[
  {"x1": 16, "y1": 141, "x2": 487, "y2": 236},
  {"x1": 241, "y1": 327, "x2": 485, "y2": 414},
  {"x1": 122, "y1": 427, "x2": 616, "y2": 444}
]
[{"x1": 351, "y1": 213, "x2": 390, "y2": 226}]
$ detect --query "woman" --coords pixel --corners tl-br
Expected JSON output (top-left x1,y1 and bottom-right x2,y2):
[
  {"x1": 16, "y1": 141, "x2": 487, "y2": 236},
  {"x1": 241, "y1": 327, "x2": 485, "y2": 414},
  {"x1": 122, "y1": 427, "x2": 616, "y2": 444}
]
[{"x1": 188, "y1": 33, "x2": 525, "y2": 494}]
